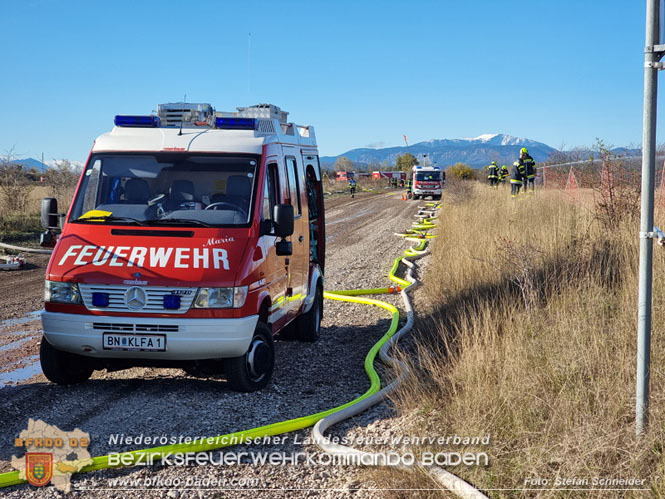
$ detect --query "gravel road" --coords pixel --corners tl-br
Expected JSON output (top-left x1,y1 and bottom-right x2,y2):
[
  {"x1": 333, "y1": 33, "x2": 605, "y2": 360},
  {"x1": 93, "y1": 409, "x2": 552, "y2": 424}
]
[{"x1": 0, "y1": 190, "x2": 431, "y2": 498}]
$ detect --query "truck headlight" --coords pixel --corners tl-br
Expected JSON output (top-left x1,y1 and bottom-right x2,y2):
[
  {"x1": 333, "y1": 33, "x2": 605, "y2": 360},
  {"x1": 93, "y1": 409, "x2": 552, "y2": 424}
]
[
  {"x1": 45, "y1": 280, "x2": 82, "y2": 304},
  {"x1": 194, "y1": 286, "x2": 248, "y2": 309}
]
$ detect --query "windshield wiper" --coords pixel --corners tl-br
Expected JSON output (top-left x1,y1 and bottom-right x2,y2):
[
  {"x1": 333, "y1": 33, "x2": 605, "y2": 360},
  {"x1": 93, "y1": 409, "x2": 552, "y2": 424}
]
[
  {"x1": 74, "y1": 215, "x2": 145, "y2": 225},
  {"x1": 144, "y1": 218, "x2": 214, "y2": 227}
]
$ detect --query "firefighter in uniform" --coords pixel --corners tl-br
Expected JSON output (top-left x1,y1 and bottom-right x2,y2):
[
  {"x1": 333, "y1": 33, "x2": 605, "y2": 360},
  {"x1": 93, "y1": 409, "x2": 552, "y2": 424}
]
[
  {"x1": 499, "y1": 164, "x2": 509, "y2": 186},
  {"x1": 349, "y1": 177, "x2": 357, "y2": 198},
  {"x1": 510, "y1": 160, "x2": 524, "y2": 198},
  {"x1": 487, "y1": 161, "x2": 499, "y2": 187},
  {"x1": 520, "y1": 147, "x2": 536, "y2": 193},
  {"x1": 406, "y1": 177, "x2": 412, "y2": 198}
]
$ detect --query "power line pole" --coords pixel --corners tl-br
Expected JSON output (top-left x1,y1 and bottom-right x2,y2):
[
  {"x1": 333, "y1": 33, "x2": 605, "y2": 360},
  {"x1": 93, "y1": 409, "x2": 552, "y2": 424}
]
[{"x1": 636, "y1": 0, "x2": 663, "y2": 435}]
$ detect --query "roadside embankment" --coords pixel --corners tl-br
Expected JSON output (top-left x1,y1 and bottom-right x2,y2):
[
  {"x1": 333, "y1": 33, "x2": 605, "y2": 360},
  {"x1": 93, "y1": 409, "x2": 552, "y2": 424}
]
[{"x1": 383, "y1": 184, "x2": 665, "y2": 497}]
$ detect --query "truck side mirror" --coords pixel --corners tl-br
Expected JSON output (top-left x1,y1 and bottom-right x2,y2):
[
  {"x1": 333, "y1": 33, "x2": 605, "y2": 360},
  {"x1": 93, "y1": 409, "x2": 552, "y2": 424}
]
[
  {"x1": 275, "y1": 239, "x2": 292, "y2": 256},
  {"x1": 41, "y1": 198, "x2": 60, "y2": 229},
  {"x1": 273, "y1": 204, "x2": 294, "y2": 238}
]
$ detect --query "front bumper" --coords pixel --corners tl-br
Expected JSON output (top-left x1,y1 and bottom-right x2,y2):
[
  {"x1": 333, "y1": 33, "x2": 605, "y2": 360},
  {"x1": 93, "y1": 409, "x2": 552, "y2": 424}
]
[
  {"x1": 41, "y1": 312, "x2": 258, "y2": 360},
  {"x1": 413, "y1": 189, "x2": 442, "y2": 195}
]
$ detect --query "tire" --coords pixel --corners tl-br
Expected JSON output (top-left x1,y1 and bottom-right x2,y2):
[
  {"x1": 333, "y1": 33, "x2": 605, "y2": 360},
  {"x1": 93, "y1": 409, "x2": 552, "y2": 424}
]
[
  {"x1": 40, "y1": 337, "x2": 93, "y2": 385},
  {"x1": 295, "y1": 283, "x2": 323, "y2": 342},
  {"x1": 225, "y1": 322, "x2": 275, "y2": 392}
]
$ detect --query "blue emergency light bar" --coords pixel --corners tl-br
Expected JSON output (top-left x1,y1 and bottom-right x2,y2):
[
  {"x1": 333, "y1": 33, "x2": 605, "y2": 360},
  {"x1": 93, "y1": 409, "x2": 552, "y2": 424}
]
[
  {"x1": 114, "y1": 115, "x2": 161, "y2": 128},
  {"x1": 214, "y1": 117, "x2": 256, "y2": 130}
]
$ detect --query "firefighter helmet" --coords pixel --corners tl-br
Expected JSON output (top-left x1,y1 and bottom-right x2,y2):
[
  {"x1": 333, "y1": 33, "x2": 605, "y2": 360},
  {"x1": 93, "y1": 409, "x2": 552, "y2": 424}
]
[{"x1": 520, "y1": 147, "x2": 528, "y2": 154}]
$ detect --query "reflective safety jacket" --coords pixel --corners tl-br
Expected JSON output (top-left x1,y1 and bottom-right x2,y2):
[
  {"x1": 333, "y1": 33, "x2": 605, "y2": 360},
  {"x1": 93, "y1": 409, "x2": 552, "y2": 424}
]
[
  {"x1": 487, "y1": 163, "x2": 498, "y2": 179},
  {"x1": 510, "y1": 163, "x2": 523, "y2": 184},
  {"x1": 499, "y1": 165, "x2": 509, "y2": 179},
  {"x1": 523, "y1": 154, "x2": 536, "y2": 179}
]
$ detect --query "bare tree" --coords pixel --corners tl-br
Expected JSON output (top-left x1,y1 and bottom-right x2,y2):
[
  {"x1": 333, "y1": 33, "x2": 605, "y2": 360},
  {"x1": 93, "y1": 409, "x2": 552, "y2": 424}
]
[
  {"x1": 45, "y1": 159, "x2": 80, "y2": 208},
  {"x1": 333, "y1": 156, "x2": 355, "y2": 172},
  {"x1": 0, "y1": 147, "x2": 34, "y2": 213}
]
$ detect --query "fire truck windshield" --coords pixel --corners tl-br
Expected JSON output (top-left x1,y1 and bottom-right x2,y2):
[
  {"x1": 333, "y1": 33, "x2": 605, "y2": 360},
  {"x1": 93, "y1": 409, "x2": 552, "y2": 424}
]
[
  {"x1": 69, "y1": 153, "x2": 259, "y2": 226},
  {"x1": 415, "y1": 172, "x2": 441, "y2": 181}
]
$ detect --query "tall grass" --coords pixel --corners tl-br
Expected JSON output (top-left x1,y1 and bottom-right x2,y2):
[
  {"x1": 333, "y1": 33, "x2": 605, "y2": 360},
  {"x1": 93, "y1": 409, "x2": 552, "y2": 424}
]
[{"x1": 388, "y1": 186, "x2": 665, "y2": 497}]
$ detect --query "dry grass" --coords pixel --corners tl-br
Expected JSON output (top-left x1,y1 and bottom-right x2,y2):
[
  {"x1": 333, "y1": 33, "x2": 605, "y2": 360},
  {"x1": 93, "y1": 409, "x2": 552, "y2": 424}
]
[
  {"x1": 0, "y1": 185, "x2": 49, "y2": 244},
  {"x1": 387, "y1": 185, "x2": 665, "y2": 497}
]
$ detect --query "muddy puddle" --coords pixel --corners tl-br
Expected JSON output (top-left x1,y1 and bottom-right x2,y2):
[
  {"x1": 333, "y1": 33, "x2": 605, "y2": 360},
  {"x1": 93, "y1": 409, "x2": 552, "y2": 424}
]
[
  {"x1": 0, "y1": 355, "x2": 40, "y2": 385},
  {"x1": 0, "y1": 310, "x2": 41, "y2": 332}
]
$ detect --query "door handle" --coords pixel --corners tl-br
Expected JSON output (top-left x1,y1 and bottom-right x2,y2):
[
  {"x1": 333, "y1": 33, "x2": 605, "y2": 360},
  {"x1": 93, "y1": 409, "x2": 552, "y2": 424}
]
[{"x1": 298, "y1": 235, "x2": 304, "y2": 243}]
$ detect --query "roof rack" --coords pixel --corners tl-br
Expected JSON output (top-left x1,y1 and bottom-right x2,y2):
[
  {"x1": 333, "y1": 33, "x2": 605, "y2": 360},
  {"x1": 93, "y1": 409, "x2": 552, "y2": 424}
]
[{"x1": 156, "y1": 103, "x2": 214, "y2": 127}]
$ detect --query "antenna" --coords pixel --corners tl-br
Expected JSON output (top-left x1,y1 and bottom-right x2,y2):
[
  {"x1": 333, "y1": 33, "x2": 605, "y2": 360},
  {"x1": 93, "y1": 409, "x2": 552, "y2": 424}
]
[
  {"x1": 178, "y1": 93, "x2": 186, "y2": 136},
  {"x1": 248, "y1": 32, "x2": 251, "y2": 102}
]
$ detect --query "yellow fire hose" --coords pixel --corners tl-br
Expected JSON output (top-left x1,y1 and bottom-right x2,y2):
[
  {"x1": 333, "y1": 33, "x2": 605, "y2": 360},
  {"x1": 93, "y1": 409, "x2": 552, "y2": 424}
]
[{"x1": 0, "y1": 201, "x2": 483, "y2": 498}]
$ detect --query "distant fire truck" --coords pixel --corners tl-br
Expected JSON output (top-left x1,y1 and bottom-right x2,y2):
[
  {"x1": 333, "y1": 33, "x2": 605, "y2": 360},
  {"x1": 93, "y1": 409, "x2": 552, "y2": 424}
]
[
  {"x1": 411, "y1": 165, "x2": 443, "y2": 200},
  {"x1": 372, "y1": 171, "x2": 406, "y2": 181}
]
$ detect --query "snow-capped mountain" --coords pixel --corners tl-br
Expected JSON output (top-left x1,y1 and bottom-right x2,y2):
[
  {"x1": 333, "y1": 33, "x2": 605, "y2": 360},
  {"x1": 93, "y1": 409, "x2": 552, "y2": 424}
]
[{"x1": 321, "y1": 133, "x2": 558, "y2": 168}]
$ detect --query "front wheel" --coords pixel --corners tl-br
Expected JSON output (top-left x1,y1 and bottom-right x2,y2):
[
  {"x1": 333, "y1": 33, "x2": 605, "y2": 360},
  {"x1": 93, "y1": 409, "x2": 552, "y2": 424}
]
[
  {"x1": 295, "y1": 283, "x2": 323, "y2": 342},
  {"x1": 225, "y1": 322, "x2": 275, "y2": 392},
  {"x1": 40, "y1": 337, "x2": 93, "y2": 385}
]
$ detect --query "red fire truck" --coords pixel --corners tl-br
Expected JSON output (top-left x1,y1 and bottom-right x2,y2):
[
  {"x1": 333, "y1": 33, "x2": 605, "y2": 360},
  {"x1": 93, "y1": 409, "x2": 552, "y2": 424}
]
[
  {"x1": 411, "y1": 165, "x2": 443, "y2": 200},
  {"x1": 39, "y1": 103, "x2": 325, "y2": 392}
]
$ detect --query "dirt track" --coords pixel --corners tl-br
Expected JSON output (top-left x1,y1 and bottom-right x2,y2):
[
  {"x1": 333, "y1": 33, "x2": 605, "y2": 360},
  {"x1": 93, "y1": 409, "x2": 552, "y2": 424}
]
[{"x1": 0, "y1": 189, "x2": 427, "y2": 497}]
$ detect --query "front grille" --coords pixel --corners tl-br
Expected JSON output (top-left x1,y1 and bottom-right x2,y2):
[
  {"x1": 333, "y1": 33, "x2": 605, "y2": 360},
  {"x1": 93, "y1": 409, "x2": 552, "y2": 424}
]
[
  {"x1": 80, "y1": 285, "x2": 196, "y2": 314},
  {"x1": 93, "y1": 323, "x2": 179, "y2": 333}
]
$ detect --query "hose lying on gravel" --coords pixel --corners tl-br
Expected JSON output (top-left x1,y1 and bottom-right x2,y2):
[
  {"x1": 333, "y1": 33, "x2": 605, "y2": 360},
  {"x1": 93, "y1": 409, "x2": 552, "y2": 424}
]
[
  {"x1": 0, "y1": 202, "x2": 484, "y2": 498},
  {"x1": 313, "y1": 203, "x2": 487, "y2": 499},
  {"x1": 0, "y1": 206, "x2": 433, "y2": 489},
  {"x1": 0, "y1": 241, "x2": 52, "y2": 255}
]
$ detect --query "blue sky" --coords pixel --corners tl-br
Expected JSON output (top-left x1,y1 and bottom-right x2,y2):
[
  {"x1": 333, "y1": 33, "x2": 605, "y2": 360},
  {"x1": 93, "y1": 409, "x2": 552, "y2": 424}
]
[{"x1": 0, "y1": 0, "x2": 651, "y2": 162}]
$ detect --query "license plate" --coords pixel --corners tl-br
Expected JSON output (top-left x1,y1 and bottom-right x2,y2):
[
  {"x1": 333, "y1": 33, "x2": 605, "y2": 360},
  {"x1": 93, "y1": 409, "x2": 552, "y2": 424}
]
[{"x1": 103, "y1": 333, "x2": 166, "y2": 351}]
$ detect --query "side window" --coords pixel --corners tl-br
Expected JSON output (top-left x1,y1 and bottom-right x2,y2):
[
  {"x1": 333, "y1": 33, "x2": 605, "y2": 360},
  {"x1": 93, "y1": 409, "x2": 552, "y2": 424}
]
[
  {"x1": 285, "y1": 157, "x2": 301, "y2": 216},
  {"x1": 305, "y1": 166, "x2": 319, "y2": 219},
  {"x1": 262, "y1": 163, "x2": 279, "y2": 222},
  {"x1": 81, "y1": 159, "x2": 102, "y2": 213}
]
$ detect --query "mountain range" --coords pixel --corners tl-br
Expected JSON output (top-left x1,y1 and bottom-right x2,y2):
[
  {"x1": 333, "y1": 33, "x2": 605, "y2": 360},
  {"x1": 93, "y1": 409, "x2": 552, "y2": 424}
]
[
  {"x1": 13, "y1": 135, "x2": 641, "y2": 173},
  {"x1": 13, "y1": 158, "x2": 85, "y2": 171},
  {"x1": 13, "y1": 157, "x2": 49, "y2": 171},
  {"x1": 320, "y1": 133, "x2": 558, "y2": 169}
]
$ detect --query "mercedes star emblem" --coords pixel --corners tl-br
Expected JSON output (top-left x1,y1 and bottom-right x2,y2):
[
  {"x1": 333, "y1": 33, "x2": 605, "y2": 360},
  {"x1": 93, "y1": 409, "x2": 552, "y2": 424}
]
[{"x1": 124, "y1": 286, "x2": 147, "y2": 310}]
